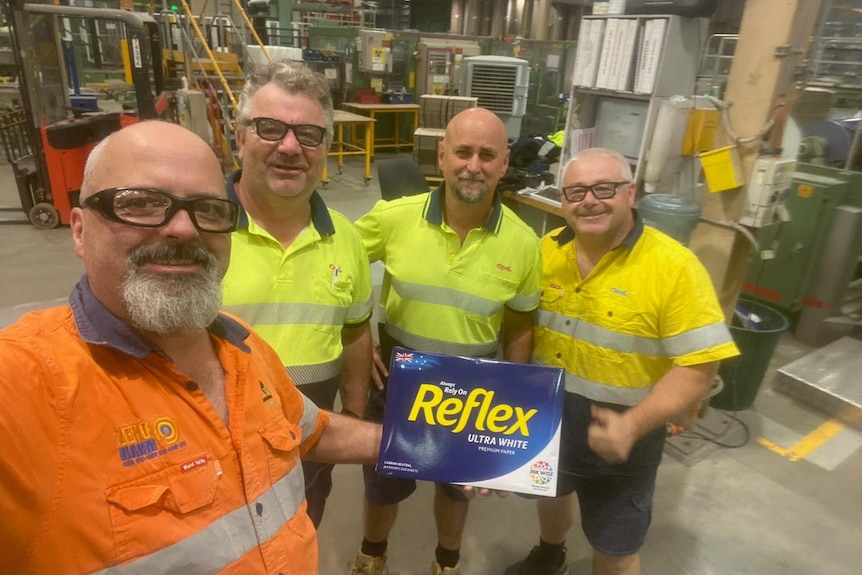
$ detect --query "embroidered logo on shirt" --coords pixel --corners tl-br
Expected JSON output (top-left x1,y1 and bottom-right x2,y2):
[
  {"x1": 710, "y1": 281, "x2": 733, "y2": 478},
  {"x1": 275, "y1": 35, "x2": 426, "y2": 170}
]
[
  {"x1": 260, "y1": 381, "x2": 276, "y2": 407},
  {"x1": 117, "y1": 416, "x2": 185, "y2": 467},
  {"x1": 611, "y1": 287, "x2": 628, "y2": 297},
  {"x1": 496, "y1": 263, "x2": 512, "y2": 272}
]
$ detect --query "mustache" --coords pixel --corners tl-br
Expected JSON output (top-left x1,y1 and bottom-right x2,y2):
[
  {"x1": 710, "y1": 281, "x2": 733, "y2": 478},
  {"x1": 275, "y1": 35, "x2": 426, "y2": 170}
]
[{"x1": 128, "y1": 242, "x2": 217, "y2": 269}]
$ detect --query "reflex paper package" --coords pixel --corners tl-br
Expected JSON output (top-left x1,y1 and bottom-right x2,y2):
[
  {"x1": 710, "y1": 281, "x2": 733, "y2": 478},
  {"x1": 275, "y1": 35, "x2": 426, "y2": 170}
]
[{"x1": 376, "y1": 347, "x2": 565, "y2": 496}]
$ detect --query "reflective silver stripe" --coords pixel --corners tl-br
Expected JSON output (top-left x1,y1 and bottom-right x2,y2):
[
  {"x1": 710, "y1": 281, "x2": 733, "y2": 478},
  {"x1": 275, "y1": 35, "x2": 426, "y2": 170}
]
[
  {"x1": 663, "y1": 322, "x2": 734, "y2": 356},
  {"x1": 508, "y1": 290, "x2": 541, "y2": 312},
  {"x1": 537, "y1": 310, "x2": 732, "y2": 358},
  {"x1": 537, "y1": 309, "x2": 664, "y2": 356},
  {"x1": 287, "y1": 358, "x2": 342, "y2": 385},
  {"x1": 347, "y1": 293, "x2": 374, "y2": 323},
  {"x1": 225, "y1": 301, "x2": 347, "y2": 327},
  {"x1": 391, "y1": 277, "x2": 502, "y2": 317},
  {"x1": 298, "y1": 392, "x2": 322, "y2": 444},
  {"x1": 384, "y1": 323, "x2": 498, "y2": 357},
  {"x1": 90, "y1": 465, "x2": 306, "y2": 575}
]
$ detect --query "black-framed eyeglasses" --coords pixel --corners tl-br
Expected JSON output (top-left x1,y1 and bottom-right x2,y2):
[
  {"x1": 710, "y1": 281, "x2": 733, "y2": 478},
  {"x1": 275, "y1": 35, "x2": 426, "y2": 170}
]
[
  {"x1": 561, "y1": 181, "x2": 632, "y2": 203},
  {"x1": 82, "y1": 188, "x2": 240, "y2": 233},
  {"x1": 249, "y1": 117, "x2": 326, "y2": 147}
]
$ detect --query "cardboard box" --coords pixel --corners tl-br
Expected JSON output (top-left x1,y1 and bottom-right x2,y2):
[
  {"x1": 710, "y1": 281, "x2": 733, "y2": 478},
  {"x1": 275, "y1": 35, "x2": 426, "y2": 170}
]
[
  {"x1": 377, "y1": 347, "x2": 565, "y2": 496},
  {"x1": 413, "y1": 127, "x2": 445, "y2": 177},
  {"x1": 419, "y1": 95, "x2": 478, "y2": 129}
]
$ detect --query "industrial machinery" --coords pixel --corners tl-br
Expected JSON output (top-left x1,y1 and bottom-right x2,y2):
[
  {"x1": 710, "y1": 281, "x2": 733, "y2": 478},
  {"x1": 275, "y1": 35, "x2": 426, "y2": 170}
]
[
  {"x1": 0, "y1": 1, "x2": 166, "y2": 228},
  {"x1": 461, "y1": 55, "x2": 530, "y2": 140},
  {"x1": 416, "y1": 38, "x2": 480, "y2": 96},
  {"x1": 742, "y1": 163, "x2": 862, "y2": 318}
]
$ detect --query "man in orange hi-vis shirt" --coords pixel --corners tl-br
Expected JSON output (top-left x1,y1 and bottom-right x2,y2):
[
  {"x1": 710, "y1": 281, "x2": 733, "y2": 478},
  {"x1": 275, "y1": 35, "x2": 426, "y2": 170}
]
[{"x1": 0, "y1": 121, "x2": 382, "y2": 575}]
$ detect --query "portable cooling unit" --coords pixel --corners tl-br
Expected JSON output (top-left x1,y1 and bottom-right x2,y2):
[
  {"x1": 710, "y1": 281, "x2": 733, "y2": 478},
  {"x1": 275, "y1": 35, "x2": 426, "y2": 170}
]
[{"x1": 461, "y1": 56, "x2": 530, "y2": 140}]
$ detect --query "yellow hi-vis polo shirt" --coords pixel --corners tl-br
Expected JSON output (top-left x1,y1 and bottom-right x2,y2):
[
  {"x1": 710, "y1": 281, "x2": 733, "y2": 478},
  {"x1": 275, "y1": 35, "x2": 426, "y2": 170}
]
[
  {"x1": 355, "y1": 185, "x2": 541, "y2": 357},
  {"x1": 222, "y1": 172, "x2": 373, "y2": 385},
  {"x1": 534, "y1": 216, "x2": 739, "y2": 406}
]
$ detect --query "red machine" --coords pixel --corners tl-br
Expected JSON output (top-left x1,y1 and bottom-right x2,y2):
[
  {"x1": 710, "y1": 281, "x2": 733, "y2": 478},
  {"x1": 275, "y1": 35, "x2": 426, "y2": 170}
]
[{"x1": 0, "y1": 2, "x2": 165, "y2": 228}]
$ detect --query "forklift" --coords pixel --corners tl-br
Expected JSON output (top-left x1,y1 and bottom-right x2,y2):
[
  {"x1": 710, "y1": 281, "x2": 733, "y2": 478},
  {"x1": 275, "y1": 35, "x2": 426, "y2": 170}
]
[{"x1": 0, "y1": 1, "x2": 166, "y2": 228}]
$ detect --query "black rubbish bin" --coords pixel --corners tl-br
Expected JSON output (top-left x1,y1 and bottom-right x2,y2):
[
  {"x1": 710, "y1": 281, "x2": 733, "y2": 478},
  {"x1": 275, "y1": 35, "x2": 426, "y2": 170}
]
[{"x1": 710, "y1": 298, "x2": 790, "y2": 411}]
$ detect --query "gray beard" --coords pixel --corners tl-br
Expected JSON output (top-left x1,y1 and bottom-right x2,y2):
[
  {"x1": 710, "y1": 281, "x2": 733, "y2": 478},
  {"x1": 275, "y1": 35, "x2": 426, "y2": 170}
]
[{"x1": 122, "y1": 244, "x2": 222, "y2": 335}]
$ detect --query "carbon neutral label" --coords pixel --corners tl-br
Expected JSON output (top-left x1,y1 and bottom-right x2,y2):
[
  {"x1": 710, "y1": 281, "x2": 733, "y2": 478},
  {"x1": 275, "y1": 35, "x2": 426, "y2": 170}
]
[{"x1": 377, "y1": 348, "x2": 564, "y2": 496}]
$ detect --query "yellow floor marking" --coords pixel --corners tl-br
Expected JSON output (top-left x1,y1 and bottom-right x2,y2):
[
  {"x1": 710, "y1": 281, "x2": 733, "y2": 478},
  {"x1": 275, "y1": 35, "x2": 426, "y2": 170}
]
[{"x1": 758, "y1": 419, "x2": 845, "y2": 462}]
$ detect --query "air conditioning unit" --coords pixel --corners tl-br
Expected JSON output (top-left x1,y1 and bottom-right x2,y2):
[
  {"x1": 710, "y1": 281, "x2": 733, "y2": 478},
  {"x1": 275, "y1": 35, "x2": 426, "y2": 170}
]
[{"x1": 461, "y1": 56, "x2": 530, "y2": 140}]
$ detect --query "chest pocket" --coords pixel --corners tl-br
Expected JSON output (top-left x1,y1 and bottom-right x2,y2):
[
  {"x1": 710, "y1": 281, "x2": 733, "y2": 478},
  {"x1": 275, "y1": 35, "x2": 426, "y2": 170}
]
[
  {"x1": 311, "y1": 273, "x2": 353, "y2": 337},
  {"x1": 579, "y1": 297, "x2": 652, "y2": 364},
  {"x1": 105, "y1": 455, "x2": 220, "y2": 565},
  {"x1": 260, "y1": 415, "x2": 303, "y2": 483},
  {"x1": 466, "y1": 270, "x2": 517, "y2": 323}
]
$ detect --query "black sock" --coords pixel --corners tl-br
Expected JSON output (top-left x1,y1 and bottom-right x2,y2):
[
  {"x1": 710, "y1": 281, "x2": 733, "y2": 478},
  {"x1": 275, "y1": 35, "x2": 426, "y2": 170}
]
[
  {"x1": 360, "y1": 538, "x2": 388, "y2": 557},
  {"x1": 435, "y1": 544, "x2": 460, "y2": 568},
  {"x1": 538, "y1": 539, "x2": 566, "y2": 566}
]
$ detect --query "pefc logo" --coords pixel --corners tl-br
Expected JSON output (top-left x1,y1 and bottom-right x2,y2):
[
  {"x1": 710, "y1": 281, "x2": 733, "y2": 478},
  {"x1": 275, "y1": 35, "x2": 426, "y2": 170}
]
[{"x1": 407, "y1": 383, "x2": 537, "y2": 435}]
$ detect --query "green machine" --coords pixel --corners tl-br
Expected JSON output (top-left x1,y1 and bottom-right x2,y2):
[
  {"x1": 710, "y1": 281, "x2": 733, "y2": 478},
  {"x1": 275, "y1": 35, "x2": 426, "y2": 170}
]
[
  {"x1": 488, "y1": 38, "x2": 577, "y2": 137},
  {"x1": 742, "y1": 163, "x2": 862, "y2": 314}
]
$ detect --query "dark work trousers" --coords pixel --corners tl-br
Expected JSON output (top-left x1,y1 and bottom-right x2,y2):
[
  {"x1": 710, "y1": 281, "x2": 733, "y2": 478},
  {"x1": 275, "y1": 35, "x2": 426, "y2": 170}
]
[{"x1": 298, "y1": 373, "x2": 341, "y2": 528}]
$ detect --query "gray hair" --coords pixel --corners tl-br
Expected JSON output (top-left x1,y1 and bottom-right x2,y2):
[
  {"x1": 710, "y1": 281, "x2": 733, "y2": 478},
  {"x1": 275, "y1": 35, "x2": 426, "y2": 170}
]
[
  {"x1": 236, "y1": 60, "x2": 334, "y2": 145},
  {"x1": 563, "y1": 147, "x2": 633, "y2": 182}
]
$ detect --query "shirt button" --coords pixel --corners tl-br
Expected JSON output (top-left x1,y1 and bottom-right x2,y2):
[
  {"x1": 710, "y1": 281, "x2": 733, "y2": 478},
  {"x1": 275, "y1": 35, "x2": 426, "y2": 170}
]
[
  {"x1": 555, "y1": 352, "x2": 562, "y2": 359},
  {"x1": 565, "y1": 320, "x2": 571, "y2": 326},
  {"x1": 186, "y1": 382, "x2": 199, "y2": 391},
  {"x1": 255, "y1": 502, "x2": 264, "y2": 516},
  {"x1": 450, "y1": 254, "x2": 456, "y2": 260},
  {"x1": 607, "y1": 311, "x2": 613, "y2": 317},
  {"x1": 575, "y1": 287, "x2": 581, "y2": 294}
]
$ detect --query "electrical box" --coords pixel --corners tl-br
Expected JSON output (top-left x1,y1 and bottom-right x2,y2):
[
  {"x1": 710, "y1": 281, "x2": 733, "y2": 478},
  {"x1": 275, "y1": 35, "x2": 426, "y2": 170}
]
[
  {"x1": 739, "y1": 157, "x2": 796, "y2": 228},
  {"x1": 416, "y1": 40, "x2": 480, "y2": 96},
  {"x1": 358, "y1": 29, "x2": 392, "y2": 73}
]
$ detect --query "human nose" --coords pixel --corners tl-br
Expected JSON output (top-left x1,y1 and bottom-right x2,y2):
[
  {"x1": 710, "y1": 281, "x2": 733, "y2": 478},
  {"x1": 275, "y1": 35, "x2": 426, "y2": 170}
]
[
  {"x1": 161, "y1": 206, "x2": 200, "y2": 239},
  {"x1": 276, "y1": 127, "x2": 303, "y2": 153},
  {"x1": 465, "y1": 154, "x2": 481, "y2": 173}
]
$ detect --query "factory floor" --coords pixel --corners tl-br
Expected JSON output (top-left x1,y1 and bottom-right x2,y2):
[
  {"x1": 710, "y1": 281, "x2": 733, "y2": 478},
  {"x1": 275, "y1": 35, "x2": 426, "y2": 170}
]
[{"x1": 1, "y1": 154, "x2": 861, "y2": 575}]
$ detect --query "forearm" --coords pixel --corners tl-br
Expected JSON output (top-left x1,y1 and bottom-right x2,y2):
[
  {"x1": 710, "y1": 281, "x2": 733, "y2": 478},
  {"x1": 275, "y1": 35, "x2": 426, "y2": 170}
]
[
  {"x1": 339, "y1": 321, "x2": 373, "y2": 415},
  {"x1": 303, "y1": 412, "x2": 382, "y2": 465},
  {"x1": 623, "y1": 362, "x2": 718, "y2": 439},
  {"x1": 502, "y1": 307, "x2": 535, "y2": 363}
]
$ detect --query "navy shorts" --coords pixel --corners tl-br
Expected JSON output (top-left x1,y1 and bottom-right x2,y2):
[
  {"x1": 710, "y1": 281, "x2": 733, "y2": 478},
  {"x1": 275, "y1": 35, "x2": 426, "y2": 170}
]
[
  {"x1": 555, "y1": 392, "x2": 665, "y2": 556},
  {"x1": 363, "y1": 326, "x2": 471, "y2": 505}
]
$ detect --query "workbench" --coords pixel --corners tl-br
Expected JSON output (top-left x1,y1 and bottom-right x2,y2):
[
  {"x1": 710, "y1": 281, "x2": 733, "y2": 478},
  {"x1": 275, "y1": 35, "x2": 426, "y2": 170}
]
[
  {"x1": 501, "y1": 189, "x2": 566, "y2": 237},
  {"x1": 342, "y1": 102, "x2": 420, "y2": 158},
  {"x1": 322, "y1": 109, "x2": 375, "y2": 186}
]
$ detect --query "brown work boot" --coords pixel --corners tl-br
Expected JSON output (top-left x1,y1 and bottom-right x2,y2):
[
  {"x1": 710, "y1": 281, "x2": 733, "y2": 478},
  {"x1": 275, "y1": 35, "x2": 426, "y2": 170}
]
[
  {"x1": 431, "y1": 560, "x2": 461, "y2": 575},
  {"x1": 348, "y1": 551, "x2": 388, "y2": 575}
]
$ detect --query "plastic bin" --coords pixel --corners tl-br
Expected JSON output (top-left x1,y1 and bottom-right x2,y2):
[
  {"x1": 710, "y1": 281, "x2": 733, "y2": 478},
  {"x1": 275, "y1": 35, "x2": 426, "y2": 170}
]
[
  {"x1": 637, "y1": 194, "x2": 701, "y2": 245},
  {"x1": 710, "y1": 299, "x2": 790, "y2": 411}
]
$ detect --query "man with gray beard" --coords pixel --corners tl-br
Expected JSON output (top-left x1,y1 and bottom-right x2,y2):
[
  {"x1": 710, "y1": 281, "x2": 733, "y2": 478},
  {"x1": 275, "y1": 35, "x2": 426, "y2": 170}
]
[
  {"x1": 349, "y1": 107, "x2": 541, "y2": 575},
  {"x1": 0, "y1": 121, "x2": 382, "y2": 575}
]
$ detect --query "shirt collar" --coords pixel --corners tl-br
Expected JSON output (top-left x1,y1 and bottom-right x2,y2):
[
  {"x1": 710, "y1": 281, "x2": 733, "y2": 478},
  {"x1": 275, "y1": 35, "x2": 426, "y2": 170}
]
[
  {"x1": 423, "y1": 182, "x2": 503, "y2": 233},
  {"x1": 70, "y1": 276, "x2": 251, "y2": 358},
  {"x1": 227, "y1": 169, "x2": 335, "y2": 236},
  {"x1": 553, "y1": 209, "x2": 644, "y2": 249}
]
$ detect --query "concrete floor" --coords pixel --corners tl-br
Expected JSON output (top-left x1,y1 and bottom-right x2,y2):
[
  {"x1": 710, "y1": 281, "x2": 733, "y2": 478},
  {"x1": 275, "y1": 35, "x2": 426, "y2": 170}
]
[{"x1": 1, "y1": 154, "x2": 861, "y2": 575}]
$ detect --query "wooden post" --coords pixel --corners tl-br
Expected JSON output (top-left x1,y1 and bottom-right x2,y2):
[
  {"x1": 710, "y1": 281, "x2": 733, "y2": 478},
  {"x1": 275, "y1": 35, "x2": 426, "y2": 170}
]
[{"x1": 688, "y1": 0, "x2": 825, "y2": 320}]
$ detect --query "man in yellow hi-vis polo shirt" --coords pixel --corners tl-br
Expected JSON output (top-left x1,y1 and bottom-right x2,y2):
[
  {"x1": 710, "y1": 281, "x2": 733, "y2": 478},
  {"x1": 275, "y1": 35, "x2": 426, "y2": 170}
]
[
  {"x1": 348, "y1": 108, "x2": 542, "y2": 575},
  {"x1": 505, "y1": 148, "x2": 739, "y2": 575},
  {"x1": 222, "y1": 61, "x2": 374, "y2": 528}
]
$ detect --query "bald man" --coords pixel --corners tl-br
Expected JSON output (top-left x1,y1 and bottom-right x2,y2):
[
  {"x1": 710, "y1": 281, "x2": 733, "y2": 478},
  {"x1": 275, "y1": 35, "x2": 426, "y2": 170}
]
[
  {"x1": 348, "y1": 108, "x2": 542, "y2": 575},
  {"x1": 0, "y1": 121, "x2": 382, "y2": 575}
]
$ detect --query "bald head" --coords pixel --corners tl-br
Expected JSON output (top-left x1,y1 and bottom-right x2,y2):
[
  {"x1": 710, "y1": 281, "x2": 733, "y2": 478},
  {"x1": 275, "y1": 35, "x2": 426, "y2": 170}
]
[
  {"x1": 438, "y1": 107, "x2": 510, "y2": 206},
  {"x1": 444, "y1": 107, "x2": 508, "y2": 148},
  {"x1": 81, "y1": 121, "x2": 225, "y2": 201}
]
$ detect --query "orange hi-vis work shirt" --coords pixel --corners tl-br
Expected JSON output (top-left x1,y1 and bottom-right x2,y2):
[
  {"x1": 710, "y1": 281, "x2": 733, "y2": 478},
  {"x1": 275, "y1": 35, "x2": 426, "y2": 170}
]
[{"x1": 0, "y1": 279, "x2": 329, "y2": 575}]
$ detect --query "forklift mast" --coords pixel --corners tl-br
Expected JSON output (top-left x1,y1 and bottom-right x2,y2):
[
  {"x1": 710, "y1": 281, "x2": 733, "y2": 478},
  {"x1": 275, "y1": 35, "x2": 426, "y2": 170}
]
[{"x1": 2, "y1": 1, "x2": 166, "y2": 228}]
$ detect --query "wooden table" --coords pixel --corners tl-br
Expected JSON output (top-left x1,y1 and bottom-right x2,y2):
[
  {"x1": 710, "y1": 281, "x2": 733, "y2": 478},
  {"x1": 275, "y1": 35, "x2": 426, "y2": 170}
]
[
  {"x1": 342, "y1": 102, "x2": 420, "y2": 158},
  {"x1": 502, "y1": 189, "x2": 566, "y2": 237},
  {"x1": 322, "y1": 109, "x2": 375, "y2": 186}
]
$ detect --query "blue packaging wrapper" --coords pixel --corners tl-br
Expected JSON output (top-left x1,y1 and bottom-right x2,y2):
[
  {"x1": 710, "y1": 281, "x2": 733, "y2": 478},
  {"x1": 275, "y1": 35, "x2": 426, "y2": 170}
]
[{"x1": 377, "y1": 347, "x2": 565, "y2": 496}]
